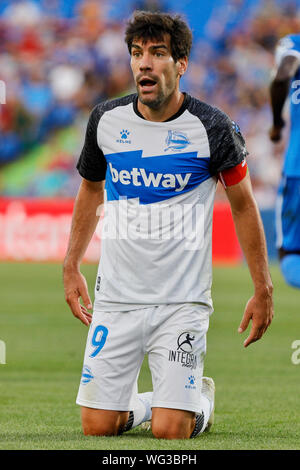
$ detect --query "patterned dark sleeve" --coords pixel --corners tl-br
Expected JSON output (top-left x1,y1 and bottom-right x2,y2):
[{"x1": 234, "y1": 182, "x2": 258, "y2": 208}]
[
  {"x1": 187, "y1": 97, "x2": 248, "y2": 176},
  {"x1": 208, "y1": 111, "x2": 248, "y2": 176},
  {"x1": 76, "y1": 105, "x2": 107, "y2": 182}
]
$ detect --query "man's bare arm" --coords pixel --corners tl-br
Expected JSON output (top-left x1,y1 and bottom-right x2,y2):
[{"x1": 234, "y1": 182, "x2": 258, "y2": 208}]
[
  {"x1": 225, "y1": 174, "x2": 274, "y2": 347},
  {"x1": 63, "y1": 178, "x2": 105, "y2": 325},
  {"x1": 269, "y1": 55, "x2": 300, "y2": 142}
]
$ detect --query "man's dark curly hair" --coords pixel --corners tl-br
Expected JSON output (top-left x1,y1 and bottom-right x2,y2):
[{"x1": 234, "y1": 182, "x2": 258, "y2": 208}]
[{"x1": 125, "y1": 10, "x2": 193, "y2": 62}]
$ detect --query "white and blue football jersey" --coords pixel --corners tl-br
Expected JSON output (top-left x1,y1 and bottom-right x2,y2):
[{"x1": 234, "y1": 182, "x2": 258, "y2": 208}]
[
  {"x1": 275, "y1": 34, "x2": 300, "y2": 177},
  {"x1": 77, "y1": 93, "x2": 247, "y2": 311}
]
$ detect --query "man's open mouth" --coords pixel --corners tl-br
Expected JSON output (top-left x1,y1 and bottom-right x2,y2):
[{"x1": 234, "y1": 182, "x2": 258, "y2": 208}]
[{"x1": 139, "y1": 77, "x2": 157, "y2": 91}]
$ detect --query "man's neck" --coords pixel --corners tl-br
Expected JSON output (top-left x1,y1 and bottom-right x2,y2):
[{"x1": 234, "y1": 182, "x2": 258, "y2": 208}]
[{"x1": 137, "y1": 90, "x2": 184, "y2": 122}]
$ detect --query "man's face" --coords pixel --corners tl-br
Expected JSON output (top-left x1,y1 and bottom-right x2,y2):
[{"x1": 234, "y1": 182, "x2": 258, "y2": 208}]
[{"x1": 130, "y1": 34, "x2": 183, "y2": 110}]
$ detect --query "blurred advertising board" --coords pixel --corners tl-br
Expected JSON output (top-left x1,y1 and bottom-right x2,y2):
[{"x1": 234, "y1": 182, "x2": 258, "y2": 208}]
[
  {"x1": 0, "y1": 198, "x2": 242, "y2": 264},
  {"x1": 0, "y1": 198, "x2": 100, "y2": 262}
]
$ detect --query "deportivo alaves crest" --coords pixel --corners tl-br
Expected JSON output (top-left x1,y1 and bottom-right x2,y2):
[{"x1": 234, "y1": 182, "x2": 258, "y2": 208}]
[{"x1": 165, "y1": 130, "x2": 191, "y2": 151}]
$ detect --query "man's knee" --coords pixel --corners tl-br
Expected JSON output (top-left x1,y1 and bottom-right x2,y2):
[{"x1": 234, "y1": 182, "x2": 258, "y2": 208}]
[
  {"x1": 280, "y1": 253, "x2": 300, "y2": 288},
  {"x1": 151, "y1": 408, "x2": 195, "y2": 440},
  {"x1": 81, "y1": 407, "x2": 129, "y2": 436}
]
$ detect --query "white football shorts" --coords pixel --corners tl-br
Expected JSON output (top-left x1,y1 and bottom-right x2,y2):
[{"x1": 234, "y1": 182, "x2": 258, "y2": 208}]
[{"x1": 76, "y1": 303, "x2": 210, "y2": 413}]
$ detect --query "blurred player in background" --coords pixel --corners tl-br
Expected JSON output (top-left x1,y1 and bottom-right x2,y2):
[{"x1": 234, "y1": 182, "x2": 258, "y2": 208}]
[
  {"x1": 63, "y1": 11, "x2": 274, "y2": 440},
  {"x1": 269, "y1": 34, "x2": 300, "y2": 288}
]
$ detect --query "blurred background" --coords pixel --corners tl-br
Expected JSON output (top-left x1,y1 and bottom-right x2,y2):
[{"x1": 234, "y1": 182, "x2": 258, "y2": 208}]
[
  {"x1": 2, "y1": 2, "x2": 300, "y2": 452},
  {"x1": 0, "y1": 0, "x2": 299, "y2": 263}
]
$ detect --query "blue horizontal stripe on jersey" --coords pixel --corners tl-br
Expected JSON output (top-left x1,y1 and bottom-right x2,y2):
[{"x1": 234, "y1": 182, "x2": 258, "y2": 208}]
[{"x1": 104, "y1": 150, "x2": 211, "y2": 204}]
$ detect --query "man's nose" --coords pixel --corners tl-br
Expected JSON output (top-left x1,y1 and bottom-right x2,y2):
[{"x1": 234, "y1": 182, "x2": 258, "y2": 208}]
[{"x1": 139, "y1": 53, "x2": 153, "y2": 70}]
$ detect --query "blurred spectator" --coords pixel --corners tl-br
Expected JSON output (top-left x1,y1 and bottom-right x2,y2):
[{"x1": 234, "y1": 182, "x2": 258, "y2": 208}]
[
  {"x1": 2, "y1": 0, "x2": 42, "y2": 27},
  {"x1": 1, "y1": 0, "x2": 300, "y2": 207}
]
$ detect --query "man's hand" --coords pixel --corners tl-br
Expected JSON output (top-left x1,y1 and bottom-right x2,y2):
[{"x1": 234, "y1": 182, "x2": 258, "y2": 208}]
[
  {"x1": 63, "y1": 266, "x2": 93, "y2": 326},
  {"x1": 225, "y1": 175, "x2": 274, "y2": 348},
  {"x1": 62, "y1": 179, "x2": 104, "y2": 326},
  {"x1": 238, "y1": 290, "x2": 274, "y2": 347},
  {"x1": 269, "y1": 122, "x2": 285, "y2": 142}
]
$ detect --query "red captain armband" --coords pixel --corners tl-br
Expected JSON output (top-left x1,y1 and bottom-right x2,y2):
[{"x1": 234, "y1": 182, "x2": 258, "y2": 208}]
[{"x1": 218, "y1": 159, "x2": 248, "y2": 188}]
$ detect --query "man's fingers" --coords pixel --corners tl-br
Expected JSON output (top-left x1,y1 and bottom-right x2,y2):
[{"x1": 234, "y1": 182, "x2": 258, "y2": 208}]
[
  {"x1": 64, "y1": 274, "x2": 93, "y2": 325},
  {"x1": 243, "y1": 322, "x2": 269, "y2": 348},
  {"x1": 66, "y1": 295, "x2": 90, "y2": 326},
  {"x1": 80, "y1": 304, "x2": 93, "y2": 321},
  {"x1": 243, "y1": 328, "x2": 262, "y2": 348},
  {"x1": 81, "y1": 292, "x2": 93, "y2": 310},
  {"x1": 238, "y1": 311, "x2": 251, "y2": 333},
  {"x1": 80, "y1": 304, "x2": 92, "y2": 315},
  {"x1": 238, "y1": 294, "x2": 274, "y2": 347},
  {"x1": 77, "y1": 278, "x2": 93, "y2": 310}
]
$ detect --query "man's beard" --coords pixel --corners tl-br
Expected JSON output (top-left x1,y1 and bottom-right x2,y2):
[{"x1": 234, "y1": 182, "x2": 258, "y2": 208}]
[{"x1": 137, "y1": 87, "x2": 166, "y2": 110}]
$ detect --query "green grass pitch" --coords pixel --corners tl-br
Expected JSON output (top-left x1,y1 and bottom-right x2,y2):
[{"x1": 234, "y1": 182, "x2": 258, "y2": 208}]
[{"x1": 0, "y1": 261, "x2": 299, "y2": 450}]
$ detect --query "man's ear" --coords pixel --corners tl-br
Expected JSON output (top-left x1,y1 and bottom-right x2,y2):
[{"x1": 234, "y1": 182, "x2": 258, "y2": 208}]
[{"x1": 177, "y1": 56, "x2": 188, "y2": 77}]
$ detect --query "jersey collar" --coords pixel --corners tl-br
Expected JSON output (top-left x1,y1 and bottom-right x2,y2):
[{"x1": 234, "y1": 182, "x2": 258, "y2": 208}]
[{"x1": 133, "y1": 92, "x2": 190, "y2": 122}]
